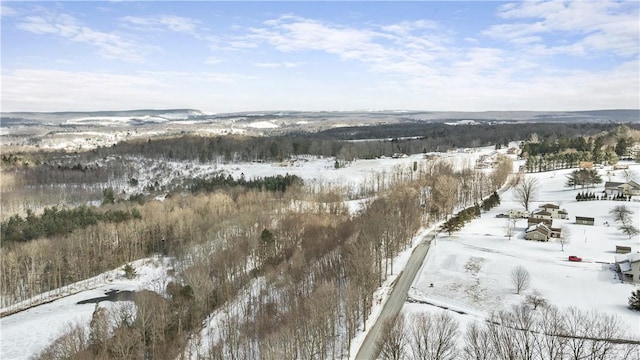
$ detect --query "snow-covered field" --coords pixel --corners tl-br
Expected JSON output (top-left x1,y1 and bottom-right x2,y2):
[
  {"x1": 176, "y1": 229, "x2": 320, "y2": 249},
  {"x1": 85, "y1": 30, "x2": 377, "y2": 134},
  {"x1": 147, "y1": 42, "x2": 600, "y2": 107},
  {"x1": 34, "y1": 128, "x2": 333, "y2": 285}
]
[
  {"x1": 1, "y1": 147, "x2": 639, "y2": 359},
  {"x1": 407, "y1": 166, "x2": 640, "y2": 337}
]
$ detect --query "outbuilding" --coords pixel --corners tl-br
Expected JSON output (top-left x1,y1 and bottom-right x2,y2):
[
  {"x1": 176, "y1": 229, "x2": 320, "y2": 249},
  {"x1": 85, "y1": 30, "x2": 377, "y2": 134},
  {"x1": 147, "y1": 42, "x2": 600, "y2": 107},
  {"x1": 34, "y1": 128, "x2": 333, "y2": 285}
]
[{"x1": 575, "y1": 216, "x2": 594, "y2": 226}]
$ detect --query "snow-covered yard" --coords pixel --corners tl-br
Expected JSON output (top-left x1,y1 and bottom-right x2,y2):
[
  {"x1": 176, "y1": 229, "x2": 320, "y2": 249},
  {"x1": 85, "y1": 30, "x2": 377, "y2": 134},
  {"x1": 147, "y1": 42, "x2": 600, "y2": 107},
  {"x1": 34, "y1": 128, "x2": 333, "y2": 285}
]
[{"x1": 408, "y1": 166, "x2": 640, "y2": 337}]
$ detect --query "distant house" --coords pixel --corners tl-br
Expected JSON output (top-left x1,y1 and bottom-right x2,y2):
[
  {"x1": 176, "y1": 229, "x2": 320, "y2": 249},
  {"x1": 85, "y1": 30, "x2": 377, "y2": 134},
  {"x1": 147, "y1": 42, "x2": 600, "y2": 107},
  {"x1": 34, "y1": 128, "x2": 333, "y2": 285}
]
[
  {"x1": 618, "y1": 180, "x2": 640, "y2": 196},
  {"x1": 525, "y1": 223, "x2": 552, "y2": 241},
  {"x1": 575, "y1": 216, "x2": 595, "y2": 225},
  {"x1": 538, "y1": 203, "x2": 569, "y2": 219},
  {"x1": 615, "y1": 253, "x2": 640, "y2": 283},
  {"x1": 532, "y1": 210, "x2": 552, "y2": 220},
  {"x1": 527, "y1": 217, "x2": 552, "y2": 227},
  {"x1": 604, "y1": 180, "x2": 640, "y2": 197},
  {"x1": 579, "y1": 161, "x2": 594, "y2": 169},
  {"x1": 508, "y1": 209, "x2": 530, "y2": 219}
]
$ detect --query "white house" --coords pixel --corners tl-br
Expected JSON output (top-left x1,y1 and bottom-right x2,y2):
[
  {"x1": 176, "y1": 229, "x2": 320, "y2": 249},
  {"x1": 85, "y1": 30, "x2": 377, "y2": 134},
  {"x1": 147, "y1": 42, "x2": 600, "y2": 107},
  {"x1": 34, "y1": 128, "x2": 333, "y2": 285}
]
[
  {"x1": 537, "y1": 203, "x2": 569, "y2": 219},
  {"x1": 615, "y1": 253, "x2": 640, "y2": 283},
  {"x1": 508, "y1": 209, "x2": 530, "y2": 219},
  {"x1": 604, "y1": 180, "x2": 640, "y2": 197},
  {"x1": 525, "y1": 223, "x2": 552, "y2": 242}
]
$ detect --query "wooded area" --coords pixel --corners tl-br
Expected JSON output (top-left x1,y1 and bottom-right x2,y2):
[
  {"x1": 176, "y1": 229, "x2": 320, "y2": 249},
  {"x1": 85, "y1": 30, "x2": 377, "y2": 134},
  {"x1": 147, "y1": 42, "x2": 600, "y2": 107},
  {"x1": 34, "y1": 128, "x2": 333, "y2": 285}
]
[{"x1": 1, "y1": 121, "x2": 638, "y2": 359}]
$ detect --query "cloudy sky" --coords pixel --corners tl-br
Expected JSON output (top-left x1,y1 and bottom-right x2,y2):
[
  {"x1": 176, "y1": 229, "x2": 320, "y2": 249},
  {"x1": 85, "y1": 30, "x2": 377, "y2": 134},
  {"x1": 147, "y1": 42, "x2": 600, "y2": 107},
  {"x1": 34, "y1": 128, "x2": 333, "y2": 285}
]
[{"x1": 1, "y1": 1, "x2": 638, "y2": 113}]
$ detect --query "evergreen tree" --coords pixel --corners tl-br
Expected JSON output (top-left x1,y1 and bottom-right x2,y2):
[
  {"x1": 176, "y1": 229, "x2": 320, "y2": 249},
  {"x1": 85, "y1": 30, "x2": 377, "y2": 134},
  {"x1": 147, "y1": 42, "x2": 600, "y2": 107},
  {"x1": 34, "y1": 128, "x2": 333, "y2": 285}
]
[{"x1": 629, "y1": 290, "x2": 640, "y2": 311}]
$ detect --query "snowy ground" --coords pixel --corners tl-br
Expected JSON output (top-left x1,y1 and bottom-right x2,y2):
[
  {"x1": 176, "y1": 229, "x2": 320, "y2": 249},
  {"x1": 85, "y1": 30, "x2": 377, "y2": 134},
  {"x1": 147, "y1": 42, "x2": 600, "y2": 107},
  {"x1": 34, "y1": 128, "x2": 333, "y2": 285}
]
[
  {"x1": 2, "y1": 148, "x2": 639, "y2": 359},
  {"x1": 0, "y1": 257, "x2": 173, "y2": 360},
  {"x1": 407, "y1": 165, "x2": 640, "y2": 338}
]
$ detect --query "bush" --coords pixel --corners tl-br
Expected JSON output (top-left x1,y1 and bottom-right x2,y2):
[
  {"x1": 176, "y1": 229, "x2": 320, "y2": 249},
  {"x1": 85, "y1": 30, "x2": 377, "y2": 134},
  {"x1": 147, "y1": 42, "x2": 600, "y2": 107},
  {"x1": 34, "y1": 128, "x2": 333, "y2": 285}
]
[
  {"x1": 629, "y1": 290, "x2": 640, "y2": 311},
  {"x1": 123, "y1": 264, "x2": 137, "y2": 279}
]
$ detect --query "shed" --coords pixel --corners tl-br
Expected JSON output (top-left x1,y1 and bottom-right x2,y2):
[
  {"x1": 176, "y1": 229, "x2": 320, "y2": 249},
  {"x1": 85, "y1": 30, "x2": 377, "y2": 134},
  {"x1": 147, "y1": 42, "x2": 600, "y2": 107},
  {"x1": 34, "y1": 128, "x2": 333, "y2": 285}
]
[
  {"x1": 616, "y1": 246, "x2": 632, "y2": 254},
  {"x1": 575, "y1": 216, "x2": 594, "y2": 225}
]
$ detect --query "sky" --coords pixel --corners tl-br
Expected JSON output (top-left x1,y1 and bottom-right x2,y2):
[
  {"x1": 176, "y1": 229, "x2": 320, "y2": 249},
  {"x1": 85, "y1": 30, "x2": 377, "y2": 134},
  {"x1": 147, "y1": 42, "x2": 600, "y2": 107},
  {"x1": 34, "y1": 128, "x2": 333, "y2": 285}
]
[{"x1": 1, "y1": 1, "x2": 639, "y2": 113}]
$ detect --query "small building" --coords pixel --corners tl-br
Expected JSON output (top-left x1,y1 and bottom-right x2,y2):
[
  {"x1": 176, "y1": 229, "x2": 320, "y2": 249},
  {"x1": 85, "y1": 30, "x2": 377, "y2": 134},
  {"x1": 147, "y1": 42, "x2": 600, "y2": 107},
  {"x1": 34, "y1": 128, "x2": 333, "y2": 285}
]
[
  {"x1": 616, "y1": 245, "x2": 632, "y2": 254},
  {"x1": 615, "y1": 253, "x2": 640, "y2": 283},
  {"x1": 525, "y1": 223, "x2": 552, "y2": 241},
  {"x1": 575, "y1": 216, "x2": 594, "y2": 226}
]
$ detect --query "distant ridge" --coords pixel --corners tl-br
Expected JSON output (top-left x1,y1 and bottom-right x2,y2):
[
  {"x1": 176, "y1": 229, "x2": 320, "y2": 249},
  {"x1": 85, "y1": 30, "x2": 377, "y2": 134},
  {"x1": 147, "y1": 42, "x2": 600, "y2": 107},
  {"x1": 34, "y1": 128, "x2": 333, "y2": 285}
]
[{"x1": 1, "y1": 108, "x2": 638, "y2": 128}]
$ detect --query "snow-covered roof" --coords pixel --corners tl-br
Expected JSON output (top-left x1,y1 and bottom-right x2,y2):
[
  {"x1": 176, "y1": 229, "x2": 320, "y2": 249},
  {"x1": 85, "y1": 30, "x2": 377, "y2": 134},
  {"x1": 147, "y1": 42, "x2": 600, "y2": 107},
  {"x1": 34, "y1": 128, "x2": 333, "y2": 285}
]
[
  {"x1": 620, "y1": 262, "x2": 632, "y2": 272},
  {"x1": 615, "y1": 253, "x2": 640, "y2": 265},
  {"x1": 540, "y1": 203, "x2": 559, "y2": 209},
  {"x1": 604, "y1": 181, "x2": 623, "y2": 189}
]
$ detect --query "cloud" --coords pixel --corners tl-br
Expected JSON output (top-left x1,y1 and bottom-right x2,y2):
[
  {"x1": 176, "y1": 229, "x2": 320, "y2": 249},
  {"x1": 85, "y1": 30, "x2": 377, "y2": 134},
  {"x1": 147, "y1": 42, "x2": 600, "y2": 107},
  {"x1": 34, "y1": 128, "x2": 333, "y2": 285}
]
[
  {"x1": 484, "y1": 0, "x2": 639, "y2": 57},
  {"x1": 204, "y1": 56, "x2": 224, "y2": 65},
  {"x1": 1, "y1": 69, "x2": 256, "y2": 112},
  {"x1": 17, "y1": 11, "x2": 145, "y2": 62},
  {"x1": 121, "y1": 15, "x2": 199, "y2": 35},
  {"x1": 247, "y1": 15, "x2": 449, "y2": 78},
  {"x1": 252, "y1": 61, "x2": 303, "y2": 68},
  {"x1": 1, "y1": 5, "x2": 17, "y2": 17}
]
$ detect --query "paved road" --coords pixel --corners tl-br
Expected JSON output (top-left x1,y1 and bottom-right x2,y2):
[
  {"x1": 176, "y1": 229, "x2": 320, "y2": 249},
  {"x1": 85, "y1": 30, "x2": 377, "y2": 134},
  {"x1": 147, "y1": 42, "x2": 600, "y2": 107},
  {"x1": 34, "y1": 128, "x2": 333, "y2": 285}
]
[{"x1": 355, "y1": 229, "x2": 435, "y2": 360}]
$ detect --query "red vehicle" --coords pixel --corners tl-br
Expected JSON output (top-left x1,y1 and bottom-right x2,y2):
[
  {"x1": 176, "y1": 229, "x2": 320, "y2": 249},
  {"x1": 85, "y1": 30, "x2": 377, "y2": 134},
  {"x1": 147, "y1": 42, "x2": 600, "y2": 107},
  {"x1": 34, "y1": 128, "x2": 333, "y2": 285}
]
[{"x1": 568, "y1": 255, "x2": 582, "y2": 262}]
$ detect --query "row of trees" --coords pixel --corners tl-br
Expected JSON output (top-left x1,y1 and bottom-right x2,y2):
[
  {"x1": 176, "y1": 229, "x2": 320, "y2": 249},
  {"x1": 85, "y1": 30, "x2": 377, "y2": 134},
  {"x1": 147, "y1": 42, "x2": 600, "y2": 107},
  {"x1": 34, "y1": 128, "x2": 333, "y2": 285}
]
[
  {"x1": 1, "y1": 206, "x2": 141, "y2": 245},
  {"x1": 377, "y1": 303, "x2": 637, "y2": 360},
  {"x1": 521, "y1": 125, "x2": 640, "y2": 173},
  {"x1": 566, "y1": 169, "x2": 602, "y2": 189}
]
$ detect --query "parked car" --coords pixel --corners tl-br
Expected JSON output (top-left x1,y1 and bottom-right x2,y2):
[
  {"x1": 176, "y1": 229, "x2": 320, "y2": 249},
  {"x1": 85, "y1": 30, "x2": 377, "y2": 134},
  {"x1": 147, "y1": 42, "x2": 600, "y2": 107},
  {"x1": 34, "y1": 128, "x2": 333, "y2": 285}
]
[{"x1": 568, "y1": 255, "x2": 582, "y2": 262}]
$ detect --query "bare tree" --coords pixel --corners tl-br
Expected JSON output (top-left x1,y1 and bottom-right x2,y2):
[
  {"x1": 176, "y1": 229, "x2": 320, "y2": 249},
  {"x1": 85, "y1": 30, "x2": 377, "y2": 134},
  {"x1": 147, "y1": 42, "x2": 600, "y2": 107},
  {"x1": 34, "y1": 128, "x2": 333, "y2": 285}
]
[
  {"x1": 537, "y1": 305, "x2": 568, "y2": 360},
  {"x1": 511, "y1": 265, "x2": 531, "y2": 295},
  {"x1": 462, "y1": 321, "x2": 493, "y2": 360},
  {"x1": 36, "y1": 322, "x2": 88, "y2": 360},
  {"x1": 525, "y1": 290, "x2": 547, "y2": 310},
  {"x1": 410, "y1": 311, "x2": 460, "y2": 360},
  {"x1": 504, "y1": 218, "x2": 517, "y2": 240},
  {"x1": 610, "y1": 205, "x2": 639, "y2": 239},
  {"x1": 377, "y1": 314, "x2": 407, "y2": 360},
  {"x1": 610, "y1": 204, "x2": 633, "y2": 226},
  {"x1": 514, "y1": 177, "x2": 539, "y2": 212},
  {"x1": 558, "y1": 225, "x2": 571, "y2": 251},
  {"x1": 619, "y1": 224, "x2": 640, "y2": 239}
]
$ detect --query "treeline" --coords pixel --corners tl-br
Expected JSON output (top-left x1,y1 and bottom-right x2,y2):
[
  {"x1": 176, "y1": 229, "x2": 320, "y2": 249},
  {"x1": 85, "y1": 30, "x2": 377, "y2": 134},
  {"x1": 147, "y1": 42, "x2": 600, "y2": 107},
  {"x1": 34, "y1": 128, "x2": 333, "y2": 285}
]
[
  {"x1": 521, "y1": 125, "x2": 639, "y2": 172},
  {"x1": 18, "y1": 122, "x2": 628, "y2": 166},
  {"x1": 1, "y1": 206, "x2": 141, "y2": 245},
  {"x1": 438, "y1": 191, "x2": 502, "y2": 236},
  {"x1": 376, "y1": 303, "x2": 637, "y2": 360},
  {"x1": 188, "y1": 173, "x2": 302, "y2": 194}
]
